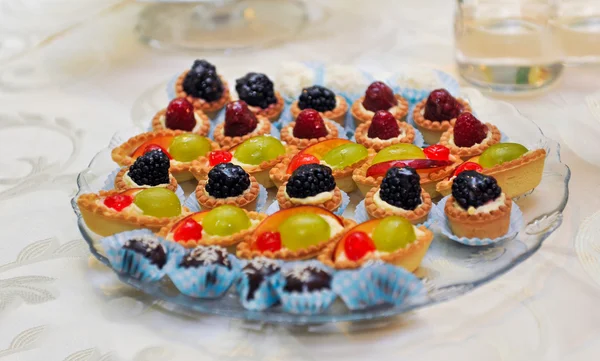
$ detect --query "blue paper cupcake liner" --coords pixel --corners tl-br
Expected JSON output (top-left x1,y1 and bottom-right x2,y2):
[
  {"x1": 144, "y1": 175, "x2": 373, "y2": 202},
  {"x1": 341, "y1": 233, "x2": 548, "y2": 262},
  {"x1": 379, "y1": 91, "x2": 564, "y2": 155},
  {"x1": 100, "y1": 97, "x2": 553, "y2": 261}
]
[
  {"x1": 332, "y1": 262, "x2": 425, "y2": 310},
  {"x1": 183, "y1": 184, "x2": 268, "y2": 213},
  {"x1": 265, "y1": 190, "x2": 350, "y2": 216},
  {"x1": 353, "y1": 199, "x2": 436, "y2": 228},
  {"x1": 431, "y1": 196, "x2": 524, "y2": 246},
  {"x1": 272, "y1": 260, "x2": 337, "y2": 315},
  {"x1": 166, "y1": 248, "x2": 241, "y2": 299},
  {"x1": 102, "y1": 168, "x2": 186, "y2": 204},
  {"x1": 235, "y1": 258, "x2": 282, "y2": 311},
  {"x1": 101, "y1": 229, "x2": 175, "y2": 282}
]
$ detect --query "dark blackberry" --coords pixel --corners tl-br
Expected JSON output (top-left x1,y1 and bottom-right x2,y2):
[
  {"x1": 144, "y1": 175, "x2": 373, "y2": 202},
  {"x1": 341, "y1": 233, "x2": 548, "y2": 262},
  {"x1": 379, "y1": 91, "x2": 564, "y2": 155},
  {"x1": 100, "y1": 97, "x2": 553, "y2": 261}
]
[
  {"x1": 235, "y1": 73, "x2": 277, "y2": 109},
  {"x1": 379, "y1": 167, "x2": 422, "y2": 210},
  {"x1": 128, "y1": 149, "x2": 170, "y2": 186},
  {"x1": 452, "y1": 170, "x2": 502, "y2": 209},
  {"x1": 297, "y1": 85, "x2": 337, "y2": 112},
  {"x1": 286, "y1": 164, "x2": 335, "y2": 198},
  {"x1": 123, "y1": 236, "x2": 167, "y2": 269},
  {"x1": 205, "y1": 163, "x2": 251, "y2": 198},
  {"x1": 182, "y1": 59, "x2": 224, "y2": 102},
  {"x1": 179, "y1": 245, "x2": 231, "y2": 269},
  {"x1": 283, "y1": 264, "x2": 332, "y2": 293}
]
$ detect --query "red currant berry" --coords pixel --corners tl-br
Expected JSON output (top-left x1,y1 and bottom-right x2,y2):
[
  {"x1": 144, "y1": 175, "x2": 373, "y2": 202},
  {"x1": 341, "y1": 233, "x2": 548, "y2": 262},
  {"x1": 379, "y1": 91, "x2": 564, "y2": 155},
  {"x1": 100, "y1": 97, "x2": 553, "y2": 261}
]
[
  {"x1": 286, "y1": 153, "x2": 320, "y2": 174},
  {"x1": 144, "y1": 144, "x2": 172, "y2": 159},
  {"x1": 255, "y1": 232, "x2": 282, "y2": 253},
  {"x1": 173, "y1": 218, "x2": 203, "y2": 242},
  {"x1": 344, "y1": 231, "x2": 376, "y2": 261},
  {"x1": 423, "y1": 144, "x2": 450, "y2": 160},
  {"x1": 453, "y1": 161, "x2": 483, "y2": 177},
  {"x1": 103, "y1": 194, "x2": 133, "y2": 212},
  {"x1": 208, "y1": 150, "x2": 233, "y2": 166}
]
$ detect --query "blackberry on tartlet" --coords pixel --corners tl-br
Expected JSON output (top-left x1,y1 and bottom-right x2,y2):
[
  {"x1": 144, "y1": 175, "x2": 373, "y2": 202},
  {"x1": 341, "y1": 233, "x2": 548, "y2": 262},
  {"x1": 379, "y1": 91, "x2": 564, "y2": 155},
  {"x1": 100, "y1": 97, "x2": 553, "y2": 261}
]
[
  {"x1": 114, "y1": 149, "x2": 178, "y2": 192},
  {"x1": 451, "y1": 170, "x2": 502, "y2": 210},
  {"x1": 277, "y1": 164, "x2": 343, "y2": 212},
  {"x1": 195, "y1": 163, "x2": 261, "y2": 211},
  {"x1": 290, "y1": 85, "x2": 348, "y2": 125},
  {"x1": 175, "y1": 59, "x2": 231, "y2": 114},
  {"x1": 235, "y1": 72, "x2": 284, "y2": 121}
]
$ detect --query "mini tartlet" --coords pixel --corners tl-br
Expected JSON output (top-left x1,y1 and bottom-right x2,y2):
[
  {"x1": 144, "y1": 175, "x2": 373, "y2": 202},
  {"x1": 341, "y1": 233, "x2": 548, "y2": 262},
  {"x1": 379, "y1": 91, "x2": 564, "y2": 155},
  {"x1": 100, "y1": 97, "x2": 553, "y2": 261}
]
[
  {"x1": 213, "y1": 101, "x2": 271, "y2": 150},
  {"x1": 112, "y1": 147, "x2": 177, "y2": 192},
  {"x1": 354, "y1": 110, "x2": 416, "y2": 152},
  {"x1": 195, "y1": 163, "x2": 261, "y2": 211},
  {"x1": 350, "y1": 81, "x2": 409, "y2": 123},
  {"x1": 439, "y1": 112, "x2": 501, "y2": 160},
  {"x1": 235, "y1": 72, "x2": 285, "y2": 121},
  {"x1": 413, "y1": 88, "x2": 472, "y2": 145},
  {"x1": 276, "y1": 164, "x2": 343, "y2": 213},
  {"x1": 237, "y1": 206, "x2": 355, "y2": 261},
  {"x1": 290, "y1": 85, "x2": 348, "y2": 125},
  {"x1": 113, "y1": 167, "x2": 178, "y2": 192},
  {"x1": 175, "y1": 59, "x2": 231, "y2": 115},
  {"x1": 151, "y1": 98, "x2": 210, "y2": 136}
]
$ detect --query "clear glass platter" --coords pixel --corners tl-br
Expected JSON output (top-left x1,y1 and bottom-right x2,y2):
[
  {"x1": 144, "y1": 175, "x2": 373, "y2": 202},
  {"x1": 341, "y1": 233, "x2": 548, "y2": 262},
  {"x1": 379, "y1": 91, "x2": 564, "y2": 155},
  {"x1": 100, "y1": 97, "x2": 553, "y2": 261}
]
[{"x1": 72, "y1": 87, "x2": 570, "y2": 325}]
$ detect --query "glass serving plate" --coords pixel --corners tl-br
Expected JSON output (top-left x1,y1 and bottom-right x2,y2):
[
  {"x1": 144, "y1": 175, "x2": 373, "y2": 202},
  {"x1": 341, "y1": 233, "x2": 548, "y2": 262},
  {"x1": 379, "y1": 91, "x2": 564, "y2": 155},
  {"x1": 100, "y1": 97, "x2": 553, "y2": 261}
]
[{"x1": 71, "y1": 88, "x2": 570, "y2": 325}]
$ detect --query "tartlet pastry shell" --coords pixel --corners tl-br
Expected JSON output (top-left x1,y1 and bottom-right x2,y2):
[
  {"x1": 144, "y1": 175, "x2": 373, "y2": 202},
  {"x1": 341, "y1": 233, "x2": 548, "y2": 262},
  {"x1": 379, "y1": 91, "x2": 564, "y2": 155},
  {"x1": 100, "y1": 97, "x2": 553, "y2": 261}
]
[
  {"x1": 279, "y1": 121, "x2": 340, "y2": 150},
  {"x1": 364, "y1": 187, "x2": 432, "y2": 225},
  {"x1": 175, "y1": 71, "x2": 231, "y2": 115},
  {"x1": 195, "y1": 174, "x2": 260, "y2": 211},
  {"x1": 412, "y1": 98, "x2": 472, "y2": 145},
  {"x1": 350, "y1": 94, "x2": 409, "y2": 123},
  {"x1": 114, "y1": 167, "x2": 178, "y2": 192},
  {"x1": 439, "y1": 123, "x2": 502, "y2": 160},
  {"x1": 151, "y1": 108, "x2": 210, "y2": 136},
  {"x1": 444, "y1": 195, "x2": 512, "y2": 239},
  {"x1": 246, "y1": 91, "x2": 285, "y2": 121},
  {"x1": 354, "y1": 120, "x2": 416, "y2": 152},
  {"x1": 290, "y1": 95, "x2": 348, "y2": 125},
  {"x1": 276, "y1": 185, "x2": 343, "y2": 213},
  {"x1": 213, "y1": 116, "x2": 271, "y2": 150}
]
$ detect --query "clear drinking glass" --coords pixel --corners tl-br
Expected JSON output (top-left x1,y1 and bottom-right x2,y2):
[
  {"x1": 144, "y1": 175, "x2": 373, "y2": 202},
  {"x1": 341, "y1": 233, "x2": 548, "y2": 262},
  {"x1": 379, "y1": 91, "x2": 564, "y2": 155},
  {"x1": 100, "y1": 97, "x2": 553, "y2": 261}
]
[
  {"x1": 455, "y1": 0, "x2": 564, "y2": 92},
  {"x1": 551, "y1": 0, "x2": 600, "y2": 64}
]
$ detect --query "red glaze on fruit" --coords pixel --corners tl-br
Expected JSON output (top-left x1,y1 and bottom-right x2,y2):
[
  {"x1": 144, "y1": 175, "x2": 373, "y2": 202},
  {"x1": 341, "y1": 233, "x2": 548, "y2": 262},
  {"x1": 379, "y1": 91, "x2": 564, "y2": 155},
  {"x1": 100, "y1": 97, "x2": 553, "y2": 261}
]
[
  {"x1": 293, "y1": 109, "x2": 328, "y2": 139},
  {"x1": 131, "y1": 136, "x2": 174, "y2": 159},
  {"x1": 423, "y1": 89, "x2": 463, "y2": 122},
  {"x1": 343, "y1": 231, "x2": 376, "y2": 261},
  {"x1": 362, "y1": 81, "x2": 397, "y2": 112},
  {"x1": 224, "y1": 100, "x2": 258, "y2": 137},
  {"x1": 287, "y1": 153, "x2": 320, "y2": 174},
  {"x1": 300, "y1": 138, "x2": 352, "y2": 159},
  {"x1": 423, "y1": 144, "x2": 450, "y2": 160},
  {"x1": 165, "y1": 98, "x2": 196, "y2": 131},
  {"x1": 367, "y1": 110, "x2": 400, "y2": 140},
  {"x1": 453, "y1": 112, "x2": 488, "y2": 147},
  {"x1": 452, "y1": 161, "x2": 483, "y2": 177},
  {"x1": 366, "y1": 159, "x2": 454, "y2": 178},
  {"x1": 255, "y1": 231, "x2": 282, "y2": 252},
  {"x1": 173, "y1": 218, "x2": 203, "y2": 242},
  {"x1": 103, "y1": 194, "x2": 133, "y2": 212},
  {"x1": 334, "y1": 219, "x2": 379, "y2": 260},
  {"x1": 208, "y1": 150, "x2": 233, "y2": 166}
]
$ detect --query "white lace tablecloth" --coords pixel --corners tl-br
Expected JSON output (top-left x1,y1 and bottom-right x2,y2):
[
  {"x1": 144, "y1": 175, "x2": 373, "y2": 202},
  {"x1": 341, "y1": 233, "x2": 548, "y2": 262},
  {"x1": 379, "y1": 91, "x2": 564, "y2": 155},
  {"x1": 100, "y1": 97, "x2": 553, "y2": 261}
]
[{"x1": 1, "y1": 1, "x2": 600, "y2": 360}]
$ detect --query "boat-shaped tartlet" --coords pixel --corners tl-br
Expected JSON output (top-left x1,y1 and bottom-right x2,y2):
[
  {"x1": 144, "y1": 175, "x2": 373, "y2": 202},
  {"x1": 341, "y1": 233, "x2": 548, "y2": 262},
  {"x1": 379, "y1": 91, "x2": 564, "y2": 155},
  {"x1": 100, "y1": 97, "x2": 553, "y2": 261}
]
[
  {"x1": 352, "y1": 144, "x2": 461, "y2": 198},
  {"x1": 412, "y1": 88, "x2": 472, "y2": 145},
  {"x1": 213, "y1": 100, "x2": 271, "y2": 150},
  {"x1": 350, "y1": 81, "x2": 409, "y2": 123},
  {"x1": 237, "y1": 206, "x2": 355, "y2": 261},
  {"x1": 175, "y1": 59, "x2": 231, "y2": 115},
  {"x1": 280, "y1": 109, "x2": 340, "y2": 150},
  {"x1": 151, "y1": 98, "x2": 210, "y2": 136},
  {"x1": 354, "y1": 110, "x2": 416, "y2": 152},
  {"x1": 269, "y1": 138, "x2": 371, "y2": 193},
  {"x1": 111, "y1": 129, "x2": 219, "y2": 182},
  {"x1": 77, "y1": 188, "x2": 188, "y2": 237},
  {"x1": 290, "y1": 85, "x2": 348, "y2": 125},
  {"x1": 113, "y1": 148, "x2": 178, "y2": 192},
  {"x1": 235, "y1": 72, "x2": 285, "y2": 121},
  {"x1": 439, "y1": 112, "x2": 501, "y2": 160},
  {"x1": 158, "y1": 205, "x2": 265, "y2": 250},
  {"x1": 195, "y1": 163, "x2": 261, "y2": 211},
  {"x1": 364, "y1": 167, "x2": 432, "y2": 225},
  {"x1": 435, "y1": 143, "x2": 546, "y2": 198},
  {"x1": 318, "y1": 216, "x2": 434, "y2": 272},
  {"x1": 276, "y1": 164, "x2": 343, "y2": 213}
]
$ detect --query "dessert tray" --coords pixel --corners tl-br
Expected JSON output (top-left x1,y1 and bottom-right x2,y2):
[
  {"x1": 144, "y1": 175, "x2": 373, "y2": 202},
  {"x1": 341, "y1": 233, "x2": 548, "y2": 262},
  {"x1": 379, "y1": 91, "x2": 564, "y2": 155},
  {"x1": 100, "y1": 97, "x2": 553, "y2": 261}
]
[{"x1": 72, "y1": 62, "x2": 570, "y2": 325}]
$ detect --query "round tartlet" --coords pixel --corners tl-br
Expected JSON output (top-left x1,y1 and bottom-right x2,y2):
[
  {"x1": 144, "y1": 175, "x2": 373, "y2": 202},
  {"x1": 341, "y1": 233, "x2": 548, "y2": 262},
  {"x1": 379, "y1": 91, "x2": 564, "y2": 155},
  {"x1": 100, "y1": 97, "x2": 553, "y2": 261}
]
[
  {"x1": 439, "y1": 123, "x2": 502, "y2": 161},
  {"x1": 444, "y1": 194, "x2": 512, "y2": 239},
  {"x1": 175, "y1": 71, "x2": 231, "y2": 115},
  {"x1": 276, "y1": 182, "x2": 343, "y2": 213},
  {"x1": 195, "y1": 173, "x2": 261, "y2": 211},
  {"x1": 412, "y1": 98, "x2": 472, "y2": 145},
  {"x1": 354, "y1": 120, "x2": 416, "y2": 152},
  {"x1": 213, "y1": 115, "x2": 271, "y2": 150},
  {"x1": 151, "y1": 108, "x2": 210, "y2": 136},
  {"x1": 279, "y1": 120, "x2": 340, "y2": 150},
  {"x1": 246, "y1": 91, "x2": 285, "y2": 121},
  {"x1": 113, "y1": 166, "x2": 178, "y2": 192},
  {"x1": 290, "y1": 95, "x2": 348, "y2": 125},
  {"x1": 350, "y1": 94, "x2": 409, "y2": 124},
  {"x1": 364, "y1": 187, "x2": 432, "y2": 225}
]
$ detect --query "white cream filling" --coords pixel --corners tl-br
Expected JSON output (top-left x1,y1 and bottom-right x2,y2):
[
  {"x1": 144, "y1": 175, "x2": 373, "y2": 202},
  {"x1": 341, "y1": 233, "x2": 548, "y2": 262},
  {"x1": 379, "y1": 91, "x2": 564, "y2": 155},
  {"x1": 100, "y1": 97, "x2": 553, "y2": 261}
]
[
  {"x1": 358, "y1": 100, "x2": 403, "y2": 119},
  {"x1": 368, "y1": 127, "x2": 406, "y2": 141},
  {"x1": 123, "y1": 172, "x2": 169, "y2": 189},
  {"x1": 284, "y1": 188, "x2": 334, "y2": 205},
  {"x1": 454, "y1": 193, "x2": 506, "y2": 215},
  {"x1": 159, "y1": 112, "x2": 204, "y2": 133},
  {"x1": 448, "y1": 130, "x2": 492, "y2": 147},
  {"x1": 322, "y1": 214, "x2": 345, "y2": 238},
  {"x1": 336, "y1": 226, "x2": 425, "y2": 262},
  {"x1": 373, "y1": 189, "x2": 423, "y2": 213}
]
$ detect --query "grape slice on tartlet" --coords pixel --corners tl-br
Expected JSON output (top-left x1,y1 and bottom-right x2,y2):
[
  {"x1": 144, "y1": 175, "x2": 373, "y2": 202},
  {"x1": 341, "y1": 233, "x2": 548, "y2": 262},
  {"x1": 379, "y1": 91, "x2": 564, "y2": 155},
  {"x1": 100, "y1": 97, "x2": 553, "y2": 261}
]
[
  {"x1": 77, "y1": 188, "x2": 188, "y2": 237},
  {"x1": 352, "y1": 143, "x2": 461, "y2": 198},
  {"x1": 435, "y1": 143, "x2": 546, "y2": 198},
  {"x1": 354, "y1": 110, "x2": 416, "y2": 152},
  {"x1": 158, "y1": 205, "x2": 265, "y2": 250},
  {"x1": 213, "y1": 100, "x2": 271, "y2": 150},
  {"x1": 364, "y1": 167, "x2": 432, "y2": 225},
  {"x1": 175, "y1": 59, "x2": 231, "y2": 116},
  {"x1": 276, "y1": 164, "x2": 343, "y2": 213},
  {"x1": 318, "y1": 215, "x2": 433, "y2": 272},
  {"x1": 350, "y1": 81, "x2": 409, "y2": 124},
  {"x1": 412, "y1": 88, "x2": 472, "y2": 145},
  {"x1": 195, "y1": 163, "x2": 261, "y2": 211},
  {"x1": 439, "y1": 112, "x2": 501, "y2": 161},
  {"x1": 113, "y1": 149, "x2": 178, "y2": 192},
  {"x1": 111, "y1": 129, "x2": 219, "y2": 182},
  {"x1": 235, "y1": 72, "x2": 285, "y2": 121},
  {"x1": 280, "y1": 109, "x2": 340, "y2": 150},
  {"x1": 151, "y1": 98, "x2": 210, "y2": 136},
  {"x1": 237, "y1": 206, "x2": 355, "y2": 261},
  {"x1": 290, "y1": 85, "x2": 348, "y2": 125}
]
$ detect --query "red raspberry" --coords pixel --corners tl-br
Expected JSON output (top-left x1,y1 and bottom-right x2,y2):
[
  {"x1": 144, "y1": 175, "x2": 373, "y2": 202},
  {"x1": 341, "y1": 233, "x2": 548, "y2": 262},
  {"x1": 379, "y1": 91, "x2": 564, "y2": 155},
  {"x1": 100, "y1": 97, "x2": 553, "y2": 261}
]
[
  {"x1": 165, "y1": 98, "x2": 196, "y2": 131},
  {"x1": 224, "y1": 100, "x2": 258, "y2": 137},
  {"x1": 293, "y1": 109, "x2": 328, "y2": 139},
  {"x1": 367, "y1": 110, "x2": 400, "y2": 140},
  {"x1": 424, "y1": 89, "x2": 463, "y2": 121},
  {"x1": 362, "y1": 81, "x2": 397, "y2": 112},
  {"x1": 453, "y1": 112, "x2": 488, "y2": 147}
]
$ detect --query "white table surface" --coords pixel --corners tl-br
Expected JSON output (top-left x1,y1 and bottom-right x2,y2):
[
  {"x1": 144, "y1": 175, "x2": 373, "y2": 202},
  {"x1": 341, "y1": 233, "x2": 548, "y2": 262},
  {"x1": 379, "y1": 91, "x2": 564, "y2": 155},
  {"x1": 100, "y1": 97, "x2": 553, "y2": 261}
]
[{"x1": 1, "y1": 1, "x2": 600, "y2": 360}]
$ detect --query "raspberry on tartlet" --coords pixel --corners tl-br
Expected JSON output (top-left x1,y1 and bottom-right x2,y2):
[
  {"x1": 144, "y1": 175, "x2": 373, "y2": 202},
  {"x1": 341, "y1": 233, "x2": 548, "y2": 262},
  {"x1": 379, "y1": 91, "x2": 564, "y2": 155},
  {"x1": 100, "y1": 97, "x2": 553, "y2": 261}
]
[
  {"x1": 351, "y1": 81, "x2": 409, "y2": 124},
  {"x1": 151, "y1": 98, "x2": 210, "y2": 136},
  {"x1": 439, "y1": 112, "x2": 502, "y2": 160},
  {"x1": 213, "y1": 101, "x2": 271, "y2": 150},
  {"x1": 175, "y1": 59, "x2": 231, "y2": 116},
  {"x1": 235, "y1": 72, "x2": 284, "y2": 121},
  {"x1": 280, "y1": 109, "x2": 340, "y2": 150},
  {"x1": 354, "y1": 110, "x2": 417, "y2": 152}
]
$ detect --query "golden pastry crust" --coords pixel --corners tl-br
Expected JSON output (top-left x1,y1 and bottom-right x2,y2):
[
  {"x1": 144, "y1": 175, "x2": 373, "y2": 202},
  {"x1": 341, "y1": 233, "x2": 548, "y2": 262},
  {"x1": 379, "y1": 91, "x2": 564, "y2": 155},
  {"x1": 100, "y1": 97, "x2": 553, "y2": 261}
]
[
  {"x1": 195, "y1": 174, "x2": 260, "y2": 209},
  {"x1": 158, "y1": 211, "x2": 266, "y2": 248},
  {"x1": 412, "y1": 97, "x2": 472, "y2": 133},
  {"x1": 444, "y1": 195, "x2": 512, "y2": 239},
  {"x1": 280, "y1": 121, "x2": 340, "y2": 150},
  {"x1": 354, "y1": 120, "x2": 416, "y2": 152},
  {"x1": 111, "y1": 129, "x2": 220, "y2": 178},
  {"x1": 246, "y1": 92, "x2": 285, "y2": 121},
  {"x1": 113, "y1": 167, "x2": 178, "y2": 192},
  {"x1": 276, "y1": 185, "x2": 343, "y2": 212},
  {"x1": 175, "y1": 71, "x2": 231, "y2": 113},
  {"x1": 290, "y1": 95, "x2": 348, "y2": 124},
  {"x1": 151, "y1": 108, "x2": 210, "y2": 136},
  {"x1": 350, "y1": 94, "x2": 409, "y2": 123},
  {"x1": 439, "y1": 123, "x2": 501, "y2": 160},
  {"x1": 365, "y1": 187, "x2": 432, "y2": 224},
  {"x1": 268, "y1": 149, "x2": 301, "y2": 188},
  {"x1": 318, "y1": 225, "x2": 434, "y2": 271},
  {"x1": 236, "y1": 218, "x2": 356, "y2": 261},
  {"x1": 213, "y1": 116, "x2": 271, "y2": 150}
]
